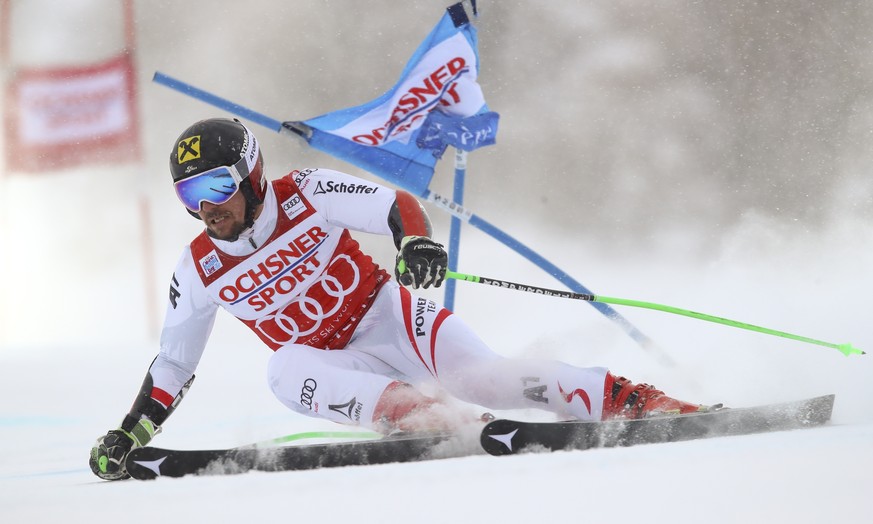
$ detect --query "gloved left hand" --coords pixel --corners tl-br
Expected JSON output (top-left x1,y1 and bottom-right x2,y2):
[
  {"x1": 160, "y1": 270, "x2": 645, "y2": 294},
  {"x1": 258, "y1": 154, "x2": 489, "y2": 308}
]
[{"x1": 395, "y1": 235, "x2": 448, "y2": 289}]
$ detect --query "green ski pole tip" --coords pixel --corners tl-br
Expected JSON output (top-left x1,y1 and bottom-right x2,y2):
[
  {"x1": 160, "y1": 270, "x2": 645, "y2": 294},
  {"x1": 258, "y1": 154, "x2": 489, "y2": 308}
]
[{"x1": 837, "y1": 343, "x2": 865, "y2": 356}]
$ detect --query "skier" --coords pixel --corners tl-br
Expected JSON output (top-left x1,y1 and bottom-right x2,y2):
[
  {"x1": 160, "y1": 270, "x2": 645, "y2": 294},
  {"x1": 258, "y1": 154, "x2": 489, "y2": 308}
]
[{"x1": 89, "y1": 118, "x2": 707, "y2": 480}]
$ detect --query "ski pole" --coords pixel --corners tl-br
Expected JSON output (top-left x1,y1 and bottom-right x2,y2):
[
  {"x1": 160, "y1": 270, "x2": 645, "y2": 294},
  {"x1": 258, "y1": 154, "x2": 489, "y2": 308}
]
[
  {"x1": 250, "y1": 431, "x2": 382, "y2": 448},
  {"x1": 444, "y1": 269, "x2": 864, "y2": 357}
]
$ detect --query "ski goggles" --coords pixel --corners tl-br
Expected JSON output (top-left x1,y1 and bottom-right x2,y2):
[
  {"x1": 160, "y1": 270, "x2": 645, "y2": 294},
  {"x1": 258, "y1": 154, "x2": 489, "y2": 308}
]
[
  {"x1": 174, "y1": 159, "x2": 246, "y2": 213},
  {"x1": 174, "y1": 125, "x2": 260, "y2": 212}
]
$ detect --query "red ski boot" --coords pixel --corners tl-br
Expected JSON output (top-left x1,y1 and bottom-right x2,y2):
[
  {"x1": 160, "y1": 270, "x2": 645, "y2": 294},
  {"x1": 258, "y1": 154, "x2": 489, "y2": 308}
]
[
  {"x1": 372, "y1": 381, "x2": 484, "y2": 434},
  {"x1": 602, "y1": 372, "x2": 708, "y2": 420}
]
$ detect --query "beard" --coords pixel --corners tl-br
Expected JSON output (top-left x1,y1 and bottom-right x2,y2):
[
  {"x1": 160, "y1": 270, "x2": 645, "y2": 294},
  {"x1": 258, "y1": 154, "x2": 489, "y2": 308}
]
[
  {"x1": 201, "y1": 200, "x2": 257, "y2": 242},
  {"x1": 202, "y1": 210, "x2": 247, "y2": 242},
  {"x1": 205, "y1": 218, "x2": 247, "y2": 242}
]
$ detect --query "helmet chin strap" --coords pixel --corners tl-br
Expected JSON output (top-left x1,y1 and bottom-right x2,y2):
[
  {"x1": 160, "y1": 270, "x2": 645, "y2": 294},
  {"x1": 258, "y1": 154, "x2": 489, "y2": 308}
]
[{"x1": 239, "y1": 178, "x2": 263, "y2": 229}]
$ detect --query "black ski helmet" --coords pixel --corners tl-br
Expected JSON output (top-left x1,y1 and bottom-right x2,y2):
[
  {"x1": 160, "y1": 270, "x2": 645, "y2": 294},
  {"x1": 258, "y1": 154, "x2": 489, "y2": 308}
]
[{"x1": 169, "y1": 118, "x2": 267, "y2": 220}]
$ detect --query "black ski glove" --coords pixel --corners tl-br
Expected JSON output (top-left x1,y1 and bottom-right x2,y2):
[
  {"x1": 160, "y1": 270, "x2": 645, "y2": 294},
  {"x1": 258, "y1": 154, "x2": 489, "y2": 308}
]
[
  {"x1": 89, "y1": 418, "x2": 160, "y2": 480},
  {"x1": 395, "y1": 235, "x2": 447, "y2": 289}
]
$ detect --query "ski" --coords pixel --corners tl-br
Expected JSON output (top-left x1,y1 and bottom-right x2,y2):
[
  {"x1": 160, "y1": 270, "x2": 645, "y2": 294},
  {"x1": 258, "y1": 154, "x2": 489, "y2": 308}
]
[
  {"x1": 125, "y1": 433, "x2": 453, "y2": 479},
  {"x1": 480, "y1": 394, "x2": 835, "y2": 456},
  {"x1": 125, "y1": 395, "x2": 836, "y2": 478}
]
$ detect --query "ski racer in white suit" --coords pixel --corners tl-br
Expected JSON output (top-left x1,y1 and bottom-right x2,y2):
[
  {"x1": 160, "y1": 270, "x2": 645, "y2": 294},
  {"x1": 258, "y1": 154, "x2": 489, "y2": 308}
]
[{"x1": 89, "y1": 118, "x2": 705, "y2": 480}]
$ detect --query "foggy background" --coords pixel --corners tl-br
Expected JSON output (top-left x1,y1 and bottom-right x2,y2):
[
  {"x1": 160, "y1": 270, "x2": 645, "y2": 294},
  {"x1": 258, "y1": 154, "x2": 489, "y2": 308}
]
[
  {"x1": 1, "y1": 1, "x2": 871, "y2": 396},
  {"x1": 1, "y1": 3, "x2": 871, "y2": 522}
]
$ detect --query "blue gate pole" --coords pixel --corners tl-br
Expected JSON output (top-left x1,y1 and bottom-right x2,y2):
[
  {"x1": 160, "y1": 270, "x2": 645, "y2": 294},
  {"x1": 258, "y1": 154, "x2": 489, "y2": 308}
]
[{"x1": 443, "y1": 149, "x2": 467, "y2": 311}]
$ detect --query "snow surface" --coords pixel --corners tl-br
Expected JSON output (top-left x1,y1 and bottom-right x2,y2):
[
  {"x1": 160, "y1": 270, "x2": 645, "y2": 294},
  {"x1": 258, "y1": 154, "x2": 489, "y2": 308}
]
[
  {"x1": 2, "y1": 2, "x2": 872, "y2": 523},
  {"x1": 1, "y1": 213, "x2": 871, "y2": 523}
]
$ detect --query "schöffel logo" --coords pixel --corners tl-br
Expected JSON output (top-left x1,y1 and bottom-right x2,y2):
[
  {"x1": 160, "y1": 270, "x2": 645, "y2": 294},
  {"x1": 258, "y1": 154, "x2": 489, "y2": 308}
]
[
  {"x1": 200, "y1": 250, "x2": 222, "y2": 276},
  {"x1": 329, "y1": 397, "x2": 363, "y2": 422},
  {"x1": 313, "y1": 181, "x2": 378, "y2": 195}
]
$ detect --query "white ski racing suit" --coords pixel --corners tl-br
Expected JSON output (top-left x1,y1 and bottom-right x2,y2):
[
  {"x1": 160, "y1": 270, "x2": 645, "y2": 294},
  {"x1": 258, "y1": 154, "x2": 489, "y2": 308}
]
[{"x1": 141, "y1": 168, "x2": 608, "y2": 430}]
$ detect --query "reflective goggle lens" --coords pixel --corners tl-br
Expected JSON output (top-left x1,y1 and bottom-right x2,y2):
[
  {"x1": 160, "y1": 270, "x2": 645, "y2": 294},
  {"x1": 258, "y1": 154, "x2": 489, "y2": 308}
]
[{"x1": 174, "y1": 166, "x2": 240, "y2": 212}]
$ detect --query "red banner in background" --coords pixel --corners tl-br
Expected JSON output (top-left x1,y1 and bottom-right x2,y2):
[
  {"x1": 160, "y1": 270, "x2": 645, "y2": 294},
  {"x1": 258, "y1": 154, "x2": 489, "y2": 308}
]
[{"x1": 4, "y1": 51, "x2": 141, "y2": 172}]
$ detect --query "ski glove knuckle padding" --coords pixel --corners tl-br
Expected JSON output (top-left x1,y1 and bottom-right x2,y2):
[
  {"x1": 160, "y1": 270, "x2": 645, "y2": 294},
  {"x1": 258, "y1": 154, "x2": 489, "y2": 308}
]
[
  {"x1": 395, "y1": 236, "x2": 447, "y2": 289},
  {"x1": 89, "y1": 418, "x2": 161, "y2": 481}
]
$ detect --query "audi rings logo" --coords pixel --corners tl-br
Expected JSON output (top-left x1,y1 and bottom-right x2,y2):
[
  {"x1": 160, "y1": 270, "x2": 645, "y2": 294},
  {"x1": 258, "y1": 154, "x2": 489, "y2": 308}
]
[
  {"x1": 300, "y1": 378, "x2": 317, "y2": 410},
  {"x1": 254, "y1": 254, "x2": 361, "y2": 346}
]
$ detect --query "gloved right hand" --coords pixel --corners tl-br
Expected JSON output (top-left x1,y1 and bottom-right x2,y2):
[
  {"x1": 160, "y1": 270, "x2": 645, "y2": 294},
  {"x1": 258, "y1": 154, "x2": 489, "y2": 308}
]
[{"x1": 89, "y1": 418, "x2": 160, "y2": 480}]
